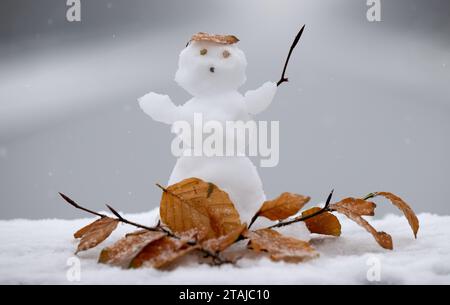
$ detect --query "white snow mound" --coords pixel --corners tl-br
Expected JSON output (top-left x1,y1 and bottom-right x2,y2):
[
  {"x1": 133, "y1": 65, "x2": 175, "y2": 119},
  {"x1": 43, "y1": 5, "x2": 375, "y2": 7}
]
[{"x1": 0, "y1": 212, "x2": 449, "y2": 285}]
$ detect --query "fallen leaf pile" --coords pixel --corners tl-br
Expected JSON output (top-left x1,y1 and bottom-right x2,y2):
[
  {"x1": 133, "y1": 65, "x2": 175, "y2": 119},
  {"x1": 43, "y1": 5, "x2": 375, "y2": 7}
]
[{"x1": 60, "y1": 177, "x2": 420, "y2": 269}]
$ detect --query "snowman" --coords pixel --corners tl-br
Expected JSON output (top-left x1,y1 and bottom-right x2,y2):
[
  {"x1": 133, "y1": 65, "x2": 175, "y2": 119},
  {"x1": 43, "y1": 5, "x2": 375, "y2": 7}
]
[{"x1": 139, "y1": 31, "x2": 307, "y2": 236}]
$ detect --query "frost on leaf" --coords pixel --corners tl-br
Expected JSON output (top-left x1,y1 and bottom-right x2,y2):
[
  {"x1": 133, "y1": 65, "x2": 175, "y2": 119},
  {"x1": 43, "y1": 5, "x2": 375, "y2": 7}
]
[
  {"x1": 129, "y1": 232, "x2": 199, "y2": 269},
  {"x1": 99, "y1": 230, "x2": 166, "y2": 267},
  {"x1": 372, "y1": 192, "x2": 419, "y2": 238},
  {"x1": 331, "y1": 198, "x2": 376, "y2": 216},
  {"x1": 252, "y1": 193, "x2": 310, "y2": 226},
  {"x1": 159, "y1": 178, "x2": 242, "y2": 239},
  {"x1": 202, "y1": 223, "x2": 247, "y2": 254},
  {"x1": 302, "y1": 207, "x2": 341, "y2": 237},
  {"x1": 245, "y1": 229, "x2": 319, "y2": 262},
  {"x1": 74, "y1": 217, "x2": 119, "y2": 254},
  {"x1": 331, "y1": 206, "x2": 393, "y2": 250}
]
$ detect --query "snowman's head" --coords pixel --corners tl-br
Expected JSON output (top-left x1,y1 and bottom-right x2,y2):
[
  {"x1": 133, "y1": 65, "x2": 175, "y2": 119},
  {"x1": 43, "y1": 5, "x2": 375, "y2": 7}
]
[{"x1": 175, "y1": 33, "x2": 247, "y2": 96}]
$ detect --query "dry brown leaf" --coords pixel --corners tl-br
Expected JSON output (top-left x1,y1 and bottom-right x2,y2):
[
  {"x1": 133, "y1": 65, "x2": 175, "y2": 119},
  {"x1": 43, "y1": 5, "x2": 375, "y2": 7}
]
[
  {"x1": 160, "y1": 178, "x2": 241, "y2": 239},
  {"x1": 302, "y1": 207, "x2": 342, "y2": 237},
  {"x1": 256, "y1": 192, "x2": 310, "y2": 221},
  {"x1": 190, "y1": 32, "x2": 239, "y2": 45},
  {"x1": 129, "y1": 234, "x2": 199, "y2": 269},
  {"x1": 75, "y1": 217, "x2": 119, "y2": 253},
  {"x1": 332, "y1": 206, "x2": 393, "y2": 250},
  {"x1": 374, "y1": 192, "x2": 419, "y2": 238},
  {"x1": 202, "y1": 223, "x2": 247, "y2": 254},
  {"x1": 244, "y1": 229, "x2": 319, "y2": 262},
  {"x1": 74, "y1": 217, "x2": 110, "y2": 239},
  {"x1": 98, "y1": 230, "x2": 166, "y2": 267},
  {"x1": 332, "y1": 198, "x2": 376, "y2": 216}
]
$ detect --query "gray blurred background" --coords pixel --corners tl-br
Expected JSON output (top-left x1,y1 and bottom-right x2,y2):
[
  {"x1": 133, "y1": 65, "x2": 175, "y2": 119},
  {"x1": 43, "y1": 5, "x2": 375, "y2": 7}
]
[{"x1": 0, "y1": 0, "x2": 449, "y2": 220}]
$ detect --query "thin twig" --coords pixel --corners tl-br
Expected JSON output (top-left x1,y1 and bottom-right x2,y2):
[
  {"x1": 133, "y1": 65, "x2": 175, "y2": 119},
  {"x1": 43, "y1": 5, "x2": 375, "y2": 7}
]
[
  {"x1": 60, "y1": 192, "x2": 231, "y2": 265},
  {"x1": 59, "y1": 192, "x2": 107, "y2": 218},
  {"x1": 277, "y1": 25, "x2": 306, "y2": 87},
  {"x1": 109, "y1": 207, "x2": 231, "y2": 265},
  {"x1": 105, "y1": 204, "x2": 162, "y2": 232},
  {"x1": 266, "y1": 189, "x2": 334, "y2": 230}
]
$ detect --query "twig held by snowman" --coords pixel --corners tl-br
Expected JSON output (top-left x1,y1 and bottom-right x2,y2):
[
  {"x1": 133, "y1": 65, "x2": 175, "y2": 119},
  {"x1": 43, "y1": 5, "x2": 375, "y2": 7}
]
[{"x1": 276, "y1": 25, "x2": 306, "y2": 87}]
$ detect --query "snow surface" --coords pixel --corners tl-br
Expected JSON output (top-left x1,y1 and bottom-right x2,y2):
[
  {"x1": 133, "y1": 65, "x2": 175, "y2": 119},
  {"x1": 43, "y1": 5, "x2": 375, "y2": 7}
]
[{"x1": 0, "y1": 210, "x2": 449, "y2": 285}]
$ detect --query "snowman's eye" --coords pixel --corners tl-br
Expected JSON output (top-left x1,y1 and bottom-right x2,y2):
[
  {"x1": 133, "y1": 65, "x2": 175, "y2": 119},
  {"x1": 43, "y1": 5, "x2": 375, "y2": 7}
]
[
  {"x1": 222, "y1": 50, "x2": 231, "y2": 58},
  {"x1": 200, "y1": 48, "x2": 208, "y2": 56}
]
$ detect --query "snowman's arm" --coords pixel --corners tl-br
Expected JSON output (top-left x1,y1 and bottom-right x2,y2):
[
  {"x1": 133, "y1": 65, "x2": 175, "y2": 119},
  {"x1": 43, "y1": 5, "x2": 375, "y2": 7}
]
[
  {"x1": 244, "y1": 81, "x2": 278, "y2": 115},
  {"x1": 138, "y1": 92, "x2": 181, "y2": 125}
]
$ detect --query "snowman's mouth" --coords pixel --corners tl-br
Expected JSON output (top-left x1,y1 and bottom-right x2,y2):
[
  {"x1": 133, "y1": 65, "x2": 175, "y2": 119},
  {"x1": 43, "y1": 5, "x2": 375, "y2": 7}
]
[{"x1": 209, "y1": 66, "x2": 215, "y2": 73}]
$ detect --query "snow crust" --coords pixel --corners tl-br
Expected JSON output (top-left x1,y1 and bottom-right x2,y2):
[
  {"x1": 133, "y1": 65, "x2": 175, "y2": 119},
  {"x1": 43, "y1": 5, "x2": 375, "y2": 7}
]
[{"x1": 0, "y1": 211, "x2": 449, "y2": 285}]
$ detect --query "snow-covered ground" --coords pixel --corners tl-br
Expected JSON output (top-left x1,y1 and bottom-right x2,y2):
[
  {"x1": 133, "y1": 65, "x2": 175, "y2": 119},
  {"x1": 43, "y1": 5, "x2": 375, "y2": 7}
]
[{"x1": 0, "y1": 211, "x2": 449, "y2": 285}]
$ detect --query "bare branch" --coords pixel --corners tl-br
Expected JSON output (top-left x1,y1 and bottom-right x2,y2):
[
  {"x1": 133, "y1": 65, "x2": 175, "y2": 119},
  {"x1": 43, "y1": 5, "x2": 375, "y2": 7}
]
[
  {"x1": 61, "y1": 193, "x2": 247, "y2": 266},
  {"x1": 59, "y1": 192, "x2": 107, "y2": 218},
  {"x1": 277, "y1": 25, "x2": 306, "y2": 87},
  {"x1": 105, "y1": 204, "x2": 161, "y2": 232}
]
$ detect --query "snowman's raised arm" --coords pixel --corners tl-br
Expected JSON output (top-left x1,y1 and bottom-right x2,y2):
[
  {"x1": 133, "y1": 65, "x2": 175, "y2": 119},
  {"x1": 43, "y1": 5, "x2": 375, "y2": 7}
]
[
  {"x1": 244, "y1": 81, "x2": 278, "y2": 115},
  {"x1": 138, "y1": 92, "x2": 181, "y2": 125}
]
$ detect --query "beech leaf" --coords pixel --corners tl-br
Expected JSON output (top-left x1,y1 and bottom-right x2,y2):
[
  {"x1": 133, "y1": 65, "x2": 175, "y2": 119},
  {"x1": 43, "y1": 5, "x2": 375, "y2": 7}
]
[
  {"x1": 74, "y1": 217, "x2": 109, "y2": 239},
  {"x1": 244, "y1": 229, "x2": 319, "y2": 262},
  {"x1": 372, "y1": 192, "x2": 419, "y2": 238},
  {"x1": 331, "y1": 206, "x2": 393, "y2": 250},
  {"x1": 331, "y1": 198, "x2": 376, "y2": 216},
  {"x1": 202, "y1": 223, "x2": 247, "y2": 254},
  {"x1": 252, "y1": 193, "x2": 310, "y2": 225},
  {"x1": 75, "y1": 217, "x2": 119, "y2": 254},
  {"x1": 302, "y1": 207, "x2": 342, "y2": 236},
  {"x1": 99, "y1": 230, "x2": 166, "y2": 267},
  {"x1": 129, "y1": 232, "x2": 199, "y2": 269},
  {"x1": 159, "y1": 178, "x2": 241, "y2": 239}
]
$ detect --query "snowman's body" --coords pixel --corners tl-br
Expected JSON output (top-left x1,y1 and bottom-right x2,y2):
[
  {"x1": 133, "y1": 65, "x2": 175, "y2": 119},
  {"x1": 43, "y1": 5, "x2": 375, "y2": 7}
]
[
  {"x1": 180, "y1": 91, "x2": 250, "y2": 123},
  {"x1": 139, "y1": 34, "x2": 308, "y2": 235}
]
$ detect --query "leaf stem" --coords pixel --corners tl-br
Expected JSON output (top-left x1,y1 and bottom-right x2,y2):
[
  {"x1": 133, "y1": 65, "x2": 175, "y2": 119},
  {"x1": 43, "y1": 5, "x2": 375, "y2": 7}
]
[
  {"x1": 362, "y1": 192, "x2": 378, "y2": 201},
  {"x1": 155, "y1": 183, "x2": 167, "y2": 192},
  {"x1": 155, "y1": 183, "x2": 184, "y2": 200},
  {"x1": 247, "y1": 213, "x2": 260, "y2": 230}
]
